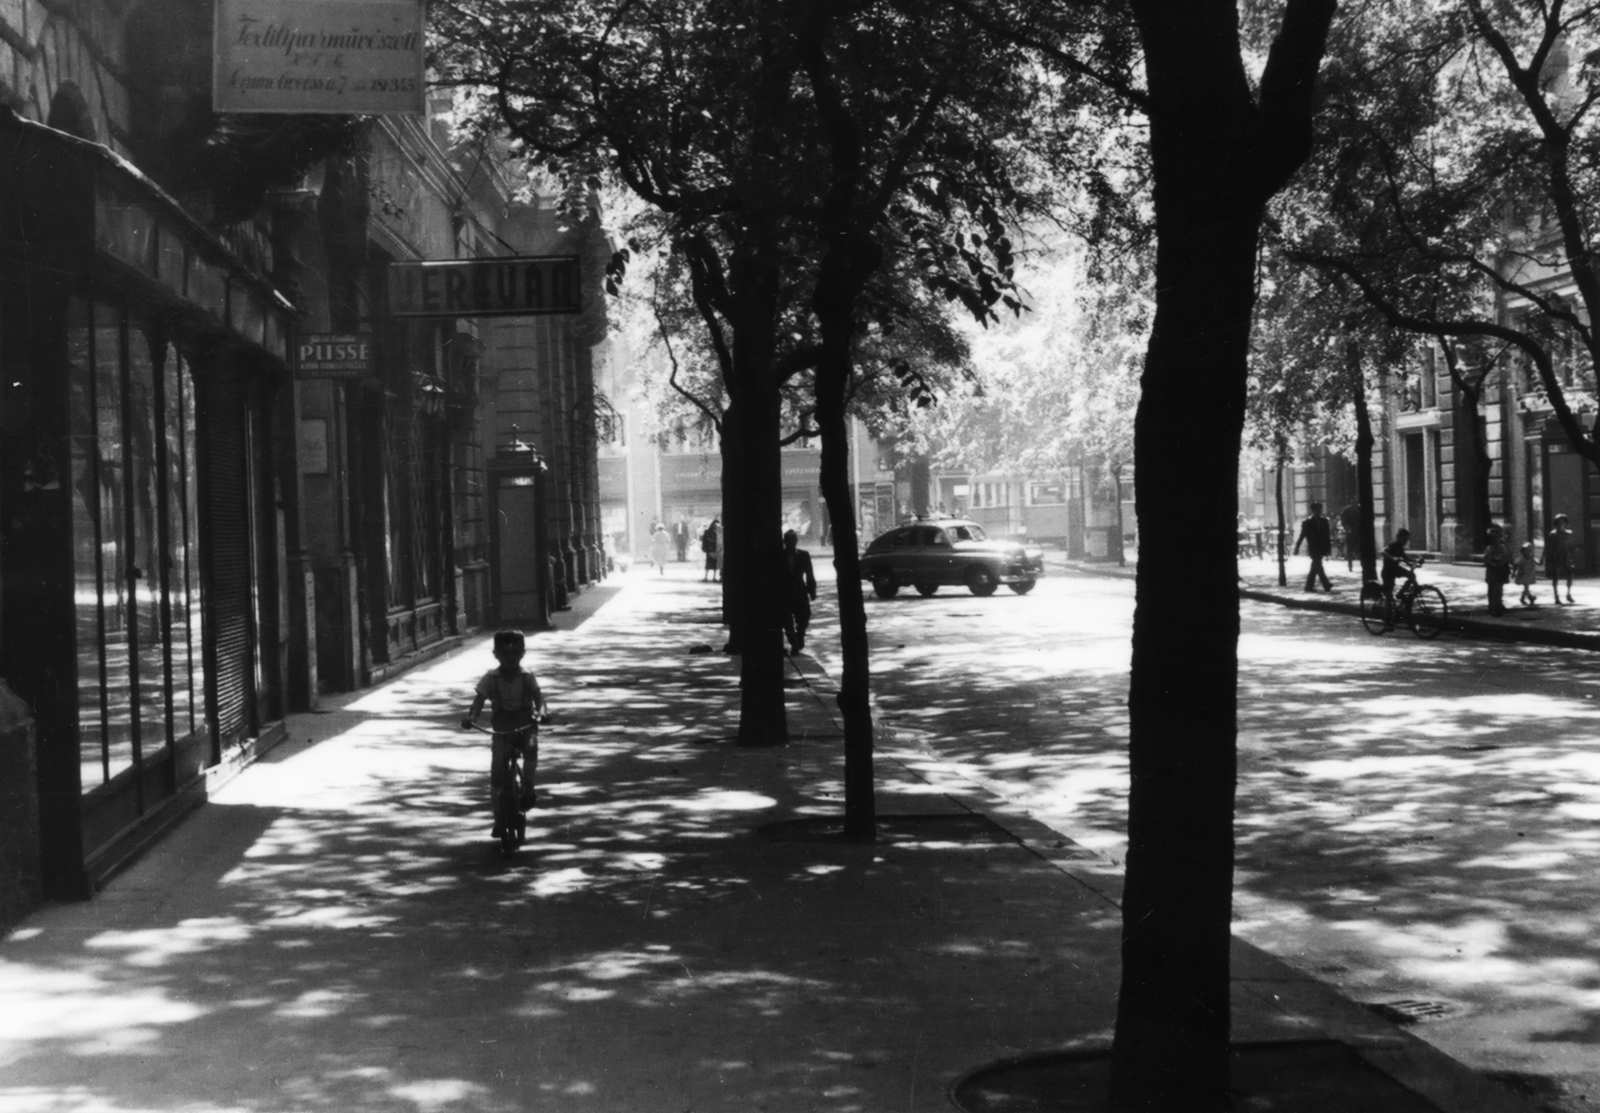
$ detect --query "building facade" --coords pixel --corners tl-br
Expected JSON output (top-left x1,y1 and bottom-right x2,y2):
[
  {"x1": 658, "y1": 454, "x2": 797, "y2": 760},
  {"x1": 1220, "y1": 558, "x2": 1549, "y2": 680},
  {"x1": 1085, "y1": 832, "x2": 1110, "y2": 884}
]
[{"x1": 0, "y1": 0, "x2": 605, "y2": 912}]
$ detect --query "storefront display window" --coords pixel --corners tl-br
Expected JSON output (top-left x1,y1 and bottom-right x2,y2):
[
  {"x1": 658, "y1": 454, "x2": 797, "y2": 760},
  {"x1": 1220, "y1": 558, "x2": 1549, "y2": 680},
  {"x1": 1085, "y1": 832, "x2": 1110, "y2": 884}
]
[
  {"x1": 165, "y1": 350, "x2": 200, "y2": 737},
  {"x1": 93, "y1": 303, "x2": 132, "y2": 788},
  {"x1": 67, "y1": 300, "x2": 106, "y2": 788},
  {"x1": 72, "y1": 301, "x2": 202, "y2": 795},
  {"x1": 129, "y1": 329, "x2": 167, "y2": 767}
]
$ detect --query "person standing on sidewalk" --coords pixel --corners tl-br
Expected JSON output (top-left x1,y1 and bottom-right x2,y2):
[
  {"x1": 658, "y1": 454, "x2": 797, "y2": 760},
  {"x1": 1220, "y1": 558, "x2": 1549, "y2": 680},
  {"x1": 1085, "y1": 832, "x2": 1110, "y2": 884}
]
[
  {"x1": 1484, "y1": 525, "x2": 1512, "y2": 616},
  {"x1": 781, "y1": 529, "x2": 817, "y2": 654},
  {"x1": 1294, "y1": 502, "x2": 1335, "y2": 592},
  {"x1": 1340, "y1": 501, "x2": 1362, "y2": 570},
  {"x1": 701, "y1": 518, "x2": 721, "y2": 582},
  {"x1": 1546, "y1": 513, "x2": 1575, "y2": 604}
]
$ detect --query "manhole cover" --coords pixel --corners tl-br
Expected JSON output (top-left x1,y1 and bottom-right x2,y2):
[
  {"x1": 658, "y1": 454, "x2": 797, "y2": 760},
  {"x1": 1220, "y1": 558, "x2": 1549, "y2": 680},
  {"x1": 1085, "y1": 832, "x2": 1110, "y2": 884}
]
[{"x1": 1364, "y1": 998, "x2": 1463, "y2": 1025}]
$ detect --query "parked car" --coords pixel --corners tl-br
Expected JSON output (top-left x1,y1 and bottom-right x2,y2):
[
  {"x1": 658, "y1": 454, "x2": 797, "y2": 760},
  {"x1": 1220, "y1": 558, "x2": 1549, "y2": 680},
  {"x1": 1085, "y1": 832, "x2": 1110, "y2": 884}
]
[{"x1": 859, "y1": 518, "x2": 1043, "y2": 598}]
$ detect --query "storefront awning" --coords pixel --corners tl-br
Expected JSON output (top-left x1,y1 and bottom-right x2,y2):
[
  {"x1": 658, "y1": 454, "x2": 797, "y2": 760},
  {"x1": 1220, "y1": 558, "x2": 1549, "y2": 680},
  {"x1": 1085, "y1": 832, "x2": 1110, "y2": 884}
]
[{"x1": 0, "y1": 112, "x2": 294, "y2": 362}]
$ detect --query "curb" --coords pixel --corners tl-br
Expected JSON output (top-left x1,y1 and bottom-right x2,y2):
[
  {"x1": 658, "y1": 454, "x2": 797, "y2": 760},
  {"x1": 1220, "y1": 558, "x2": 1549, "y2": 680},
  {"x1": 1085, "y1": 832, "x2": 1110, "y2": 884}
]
[
  {"x1": 1238, "y1": 586, "x2": 1600, "y2": 652},
  {"x1": 1045, "y1": 550, "x2": 1600, "y2": 652}
]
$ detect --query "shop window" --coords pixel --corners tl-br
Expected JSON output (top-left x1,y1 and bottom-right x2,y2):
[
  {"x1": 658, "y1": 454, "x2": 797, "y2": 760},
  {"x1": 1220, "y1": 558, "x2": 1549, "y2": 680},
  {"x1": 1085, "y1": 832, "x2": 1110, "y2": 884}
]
[
  {"x1": 163, "y1": 349, "x2": 201, "y2": 737},
  {"x1": 129, "y1": 330, "x2": 169, "y2": 765},
  {"x1": 92, "y1": 303, "x2": 132, "y2": 787},
  {"x1": 72, "y1": 300, "x2": 201, "y2": 794},
  {"x1": 383, "y1": 408, "x2": 445, "y2": 609},
  {"x1": 67, "y1": 302, "x2": 106, "y2": 787}
]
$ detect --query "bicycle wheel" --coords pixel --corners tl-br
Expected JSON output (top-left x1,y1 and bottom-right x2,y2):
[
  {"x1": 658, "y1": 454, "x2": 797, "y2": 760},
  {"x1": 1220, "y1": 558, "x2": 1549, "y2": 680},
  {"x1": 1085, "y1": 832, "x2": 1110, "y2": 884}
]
[
  {"x1": 498, "y1": 757, "x2": 521, "y2": 855},
  {"x1": 499, "y1": 788, "x2": 519, "y2": 854},
  {"x1": 1359, "y1": 581, "x2": 1390, "y2": 634},
  {"x1": 1409, "y1": 583, "x2": 1448, "y2": 639}
]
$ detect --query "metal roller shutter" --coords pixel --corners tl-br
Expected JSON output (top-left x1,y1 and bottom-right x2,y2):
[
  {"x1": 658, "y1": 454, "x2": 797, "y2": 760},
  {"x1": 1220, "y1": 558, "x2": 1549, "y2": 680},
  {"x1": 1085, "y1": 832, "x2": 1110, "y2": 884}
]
[{"x1": 198, "y1": 369, "x2": 255, "y2": 747}]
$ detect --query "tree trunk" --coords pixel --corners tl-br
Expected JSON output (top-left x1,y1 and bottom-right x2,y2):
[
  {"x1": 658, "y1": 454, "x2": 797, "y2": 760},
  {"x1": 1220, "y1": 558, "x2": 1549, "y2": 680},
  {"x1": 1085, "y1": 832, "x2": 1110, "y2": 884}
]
[
  {"x1": 1112, "y1": 202, "x2": 1256, "y2": 1113},
  {"x1": 720, "y1": 401, "x2": 741, "y2": 648},
  {"x1": 1275, "y1": 454, "x2": 1288, "y2": 587},
  {"x1": 908, "y1": 452, "x2": 932, "y2": 516},
  {"x1": 1113, "y1": 6, "x2": 1268, "y2": 1108},
  {"x1": 1350, "y1": 347, "x2": 1378, "y2": 583},
  {"x1": 1449, "y1": 373, "x2": 1491, "y2": 553},
  {"x1": 727, "y1": 242, "x2": 788, "y2": 748},
  {"x1": 817, "y1": 403, "x2": 875, "y2": 837},
  {"x1": 1112, "y1": 4, "x2": 1332, "y2": 1098},
  {"x1": 811, "y1": 231, "x2": 882, "y2": 841}
]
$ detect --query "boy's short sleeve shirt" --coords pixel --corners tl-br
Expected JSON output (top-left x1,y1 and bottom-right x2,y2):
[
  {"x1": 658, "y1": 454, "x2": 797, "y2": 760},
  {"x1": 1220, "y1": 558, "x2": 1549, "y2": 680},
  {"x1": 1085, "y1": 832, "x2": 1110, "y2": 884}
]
[{"x1": 478, "y1": 669, "x2": 537, "y2": 729}]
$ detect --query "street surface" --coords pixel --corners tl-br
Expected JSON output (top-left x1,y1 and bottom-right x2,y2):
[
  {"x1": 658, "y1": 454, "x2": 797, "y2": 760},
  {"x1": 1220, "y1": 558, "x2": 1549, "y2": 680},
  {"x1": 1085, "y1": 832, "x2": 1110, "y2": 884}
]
[{"x1": 837, "y1": 563, "x2": 1600, "y2": 1113}]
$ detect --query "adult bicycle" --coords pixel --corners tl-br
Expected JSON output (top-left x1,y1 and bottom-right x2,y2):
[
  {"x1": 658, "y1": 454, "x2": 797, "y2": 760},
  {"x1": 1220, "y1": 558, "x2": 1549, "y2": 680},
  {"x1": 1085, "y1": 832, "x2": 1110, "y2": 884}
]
[{"x1": 1360, "y1": 557, "x2": 1448, "y2": 639}]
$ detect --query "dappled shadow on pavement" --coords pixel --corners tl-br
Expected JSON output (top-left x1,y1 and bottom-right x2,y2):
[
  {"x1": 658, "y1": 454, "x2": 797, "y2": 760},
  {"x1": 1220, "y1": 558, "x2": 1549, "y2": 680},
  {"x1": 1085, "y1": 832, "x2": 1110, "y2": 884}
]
[
  {"x1": 1230, "y1": 604, "x2": 1600, "y2": 1092},
  {"x1": 865, "y1": 582, "x2": 1600, "y2": 1104},
  {"x1": 0, "y1": 570, "x2": 1121, "y2": 1113}
]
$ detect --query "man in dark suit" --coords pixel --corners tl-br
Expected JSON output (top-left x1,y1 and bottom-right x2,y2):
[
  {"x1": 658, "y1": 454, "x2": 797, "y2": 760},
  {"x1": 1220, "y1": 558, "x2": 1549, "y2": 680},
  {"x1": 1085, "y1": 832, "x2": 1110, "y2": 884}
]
[
  {"x1": 781, "y1": 529, "x2": 818, "y2": 653},
  {"x1": 1294, "y1": 501, "x2": 1334, "y2": 592}
]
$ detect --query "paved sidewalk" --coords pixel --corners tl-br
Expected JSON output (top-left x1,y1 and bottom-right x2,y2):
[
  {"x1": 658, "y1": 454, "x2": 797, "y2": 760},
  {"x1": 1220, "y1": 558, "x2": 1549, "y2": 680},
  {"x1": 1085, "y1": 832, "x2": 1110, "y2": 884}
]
[{"x1": 0, "y1": 565, "x2": 1537, "y2": 1111}]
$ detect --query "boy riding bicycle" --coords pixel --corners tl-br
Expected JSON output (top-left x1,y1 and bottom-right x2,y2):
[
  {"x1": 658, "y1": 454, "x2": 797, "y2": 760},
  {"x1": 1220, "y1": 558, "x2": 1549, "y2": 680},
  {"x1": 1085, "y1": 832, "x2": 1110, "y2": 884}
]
[
  {"x1": 1380, "y1": 528, "x2": 1413, "y2": 597},
  {"x1": 462, "y1": 630, "x2": 548, "y2": 839},
  {"x1": 1379, "y1": 528, "x2": 1415, "y2": 630}
]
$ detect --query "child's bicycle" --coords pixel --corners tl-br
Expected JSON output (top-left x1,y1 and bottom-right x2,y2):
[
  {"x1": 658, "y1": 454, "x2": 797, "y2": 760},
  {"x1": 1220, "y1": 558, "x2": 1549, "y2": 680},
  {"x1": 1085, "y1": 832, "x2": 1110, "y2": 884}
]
[
  {"x1": 1360, "y1": 557, "x2": 1448, "y2": 639},
  {"x1": 463, "y1": 720, "x2": 540, "y2": 855}
]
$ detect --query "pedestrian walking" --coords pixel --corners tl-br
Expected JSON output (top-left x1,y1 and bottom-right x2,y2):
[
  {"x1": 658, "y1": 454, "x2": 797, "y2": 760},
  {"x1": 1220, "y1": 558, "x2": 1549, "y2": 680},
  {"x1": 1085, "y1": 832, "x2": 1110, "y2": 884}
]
[
  {"x1": 1340, "y1": 501, "x2": 1361, "y2": 571},
  {"x1": 1546, "y1": 513, "x2": 1575, "y2": 604},
  {"x1": 1294, "y1": 501, "x2": 1335, "y2": 592},
  {"x1": 781, "y1": 529, "x2": 817, "y2": 654},
  {"x1": 674, "y1": 521, "x2": 689, "y2": 562},
  {"x1": 1515, "y1": 542, "x2": 1540, "y2": 606},
  {"x1": 650, "y1": 523, "x2": 671, "y2": 574},
  {"x1": 701, "y1": 518, "x2": 721, "y2": 582},
  {"x1": 1484, "y1": 525, "x2": 1511, "y2": 616}
]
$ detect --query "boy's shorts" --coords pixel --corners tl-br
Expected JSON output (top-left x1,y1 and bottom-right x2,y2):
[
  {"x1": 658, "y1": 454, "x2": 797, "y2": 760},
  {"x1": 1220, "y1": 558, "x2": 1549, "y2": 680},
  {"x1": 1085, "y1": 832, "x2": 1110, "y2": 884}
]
[{"x1": 489, "y1": 730, "x2": 536, "y2": 785}]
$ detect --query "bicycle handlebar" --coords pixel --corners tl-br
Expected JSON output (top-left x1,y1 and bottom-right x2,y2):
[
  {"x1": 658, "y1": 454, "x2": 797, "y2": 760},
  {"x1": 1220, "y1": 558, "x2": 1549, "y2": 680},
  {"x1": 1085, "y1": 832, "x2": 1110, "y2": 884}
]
[{"x1": 462, "y1": 715, "x2": 550, "y2": 735}]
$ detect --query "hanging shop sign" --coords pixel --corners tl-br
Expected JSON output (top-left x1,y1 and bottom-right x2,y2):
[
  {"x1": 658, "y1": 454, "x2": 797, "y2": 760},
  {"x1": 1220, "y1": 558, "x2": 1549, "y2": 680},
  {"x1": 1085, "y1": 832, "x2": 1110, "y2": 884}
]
[
  {"x1": 386, "y1": 256, "x2": 581, "y2": 318},
  {"x1": 213, "y1": 0, "x2": 425, "y2": 115},
  {"x1": 297, "y1": 332, "x2": 374, "y2": 379}
]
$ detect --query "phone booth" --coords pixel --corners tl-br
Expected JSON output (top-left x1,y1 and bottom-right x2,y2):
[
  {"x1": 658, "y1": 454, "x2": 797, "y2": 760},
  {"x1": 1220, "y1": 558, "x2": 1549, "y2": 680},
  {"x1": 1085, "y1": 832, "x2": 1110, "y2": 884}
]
[{"x1": 489, "y1": 453, "x2": 549, "y2": 629}]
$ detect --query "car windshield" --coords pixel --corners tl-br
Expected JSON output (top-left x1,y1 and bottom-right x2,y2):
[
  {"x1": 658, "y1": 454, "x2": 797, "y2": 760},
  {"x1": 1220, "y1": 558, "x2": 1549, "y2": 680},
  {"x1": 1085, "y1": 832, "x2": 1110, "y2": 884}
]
[{"x1": 948, "y1": 523, "x2": 986, "y2": 542}]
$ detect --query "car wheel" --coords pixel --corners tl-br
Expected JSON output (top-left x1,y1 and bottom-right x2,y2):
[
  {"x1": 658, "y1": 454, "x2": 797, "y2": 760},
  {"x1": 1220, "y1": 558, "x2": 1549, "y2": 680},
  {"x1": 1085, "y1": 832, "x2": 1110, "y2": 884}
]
[
  {"x1": 965, "y1": 566, "x2": 999, "y2": 597},
  {"x1": 914, "y1": 583, "x2": 939, "y2": 597},
  {"x1": 872, "y1": 572, "x2": 899, "y2": 599},
  {"x1": 1008, "y1": 579, "x2": 1036, "y2": 595}
]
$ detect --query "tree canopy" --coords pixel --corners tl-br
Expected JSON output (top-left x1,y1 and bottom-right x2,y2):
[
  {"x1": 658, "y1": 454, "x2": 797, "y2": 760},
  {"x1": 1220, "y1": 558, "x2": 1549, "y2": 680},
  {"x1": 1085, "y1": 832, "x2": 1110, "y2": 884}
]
[{"x1": 1284, "y1": 0, "x2": 1600, "y2": 470}]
